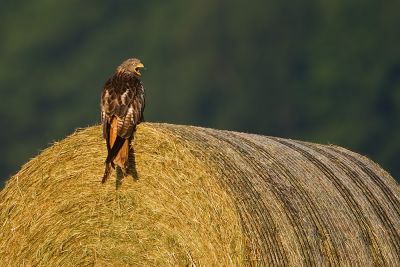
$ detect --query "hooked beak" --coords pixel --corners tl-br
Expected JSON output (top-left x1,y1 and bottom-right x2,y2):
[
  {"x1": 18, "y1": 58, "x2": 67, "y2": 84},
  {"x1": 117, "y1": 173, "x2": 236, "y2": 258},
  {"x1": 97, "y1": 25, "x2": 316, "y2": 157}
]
[{"x1": 134, "y1": 63, "x2": 145, "y2": 76}]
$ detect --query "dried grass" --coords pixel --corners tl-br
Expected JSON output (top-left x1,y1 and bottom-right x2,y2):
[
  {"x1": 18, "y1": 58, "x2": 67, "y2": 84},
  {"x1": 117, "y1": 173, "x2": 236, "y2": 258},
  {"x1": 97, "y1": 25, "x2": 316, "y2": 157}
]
[{"x1": 0, "y1": 123, "x2": 399, "y2": 266}]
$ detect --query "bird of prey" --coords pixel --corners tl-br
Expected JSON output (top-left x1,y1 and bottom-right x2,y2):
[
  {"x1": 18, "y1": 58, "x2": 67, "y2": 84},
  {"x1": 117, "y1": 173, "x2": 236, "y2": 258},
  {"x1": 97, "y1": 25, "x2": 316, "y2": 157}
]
[{"x1": 100, "y1": 58, "x2": 145, "y2": 183}]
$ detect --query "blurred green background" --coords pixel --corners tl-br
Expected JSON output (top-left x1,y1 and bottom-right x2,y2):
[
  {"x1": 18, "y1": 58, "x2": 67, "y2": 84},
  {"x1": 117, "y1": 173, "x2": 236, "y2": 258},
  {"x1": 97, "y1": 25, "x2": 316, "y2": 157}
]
[{"x1": 1, "y1": 0, "x2": 399, "y2": 186}]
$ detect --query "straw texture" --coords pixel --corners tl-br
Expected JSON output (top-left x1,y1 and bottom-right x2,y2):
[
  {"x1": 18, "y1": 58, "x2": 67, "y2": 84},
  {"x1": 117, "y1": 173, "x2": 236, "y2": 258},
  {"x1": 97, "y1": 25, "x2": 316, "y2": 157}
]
[{"x1": 0, "y1": 123, "x2": 399, "y2": 266}]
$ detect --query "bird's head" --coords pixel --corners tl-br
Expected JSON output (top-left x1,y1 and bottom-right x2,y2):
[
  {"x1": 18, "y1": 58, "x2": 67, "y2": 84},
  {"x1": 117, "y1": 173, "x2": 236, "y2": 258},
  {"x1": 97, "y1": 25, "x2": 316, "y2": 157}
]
[{"x1": 117, "y1": 58, "x2": 145, "y2": 77}]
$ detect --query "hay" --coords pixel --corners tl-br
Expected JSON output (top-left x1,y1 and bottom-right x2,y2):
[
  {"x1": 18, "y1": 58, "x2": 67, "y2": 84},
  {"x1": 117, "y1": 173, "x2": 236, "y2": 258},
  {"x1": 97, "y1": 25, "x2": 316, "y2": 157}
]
[{"x1": 0, "y1": 123, "x2": 399, "y2": 266}]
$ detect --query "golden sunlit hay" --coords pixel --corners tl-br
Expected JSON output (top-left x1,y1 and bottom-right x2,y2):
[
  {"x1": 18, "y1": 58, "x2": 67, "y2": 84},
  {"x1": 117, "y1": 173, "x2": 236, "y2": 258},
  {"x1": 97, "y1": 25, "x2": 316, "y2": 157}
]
[{"x1": 0, "y1": 123, "x2": 399, "y2": 266}]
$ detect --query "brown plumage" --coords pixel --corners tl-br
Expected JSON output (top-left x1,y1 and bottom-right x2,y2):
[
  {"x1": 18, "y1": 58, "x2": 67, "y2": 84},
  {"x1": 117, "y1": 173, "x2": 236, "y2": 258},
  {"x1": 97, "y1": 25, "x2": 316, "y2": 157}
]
[{"x1": 100, "y1": 58, "x2": 145, "y2": 183}]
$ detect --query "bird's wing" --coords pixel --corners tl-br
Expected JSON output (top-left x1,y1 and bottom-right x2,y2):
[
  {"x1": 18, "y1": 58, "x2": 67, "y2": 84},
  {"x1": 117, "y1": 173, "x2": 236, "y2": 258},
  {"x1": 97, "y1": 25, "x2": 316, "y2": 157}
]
[
  {"x1": 118, "y1": 81, "x2": 145, "y2": 138},
  {"x1": 101, "y1": 79, "x2": 117, "y2": 141},
  {"x1": 101, "y1": 78, "x2": 145, "y2": 140}
]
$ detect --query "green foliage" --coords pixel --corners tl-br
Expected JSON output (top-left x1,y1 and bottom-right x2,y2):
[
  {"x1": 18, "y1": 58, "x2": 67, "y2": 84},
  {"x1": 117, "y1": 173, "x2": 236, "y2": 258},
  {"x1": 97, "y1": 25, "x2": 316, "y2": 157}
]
[{"x1": 1, "y1": 0, "x2": 399, "y2": 184}]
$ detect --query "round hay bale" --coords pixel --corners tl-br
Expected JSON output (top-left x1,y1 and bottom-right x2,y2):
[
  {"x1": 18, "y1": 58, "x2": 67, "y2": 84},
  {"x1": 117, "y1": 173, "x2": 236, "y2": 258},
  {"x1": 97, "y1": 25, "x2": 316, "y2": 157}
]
[{"x1": 0, "y1": 123, "x2": 399, "y2": 266}]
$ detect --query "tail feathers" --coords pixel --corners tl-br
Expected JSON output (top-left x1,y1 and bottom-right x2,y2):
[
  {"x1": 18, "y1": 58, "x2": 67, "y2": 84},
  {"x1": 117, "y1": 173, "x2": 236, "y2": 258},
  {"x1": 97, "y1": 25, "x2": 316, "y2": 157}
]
[
  {"x1": 102, "y1": 162, "x2": 112, "y2": 183},
  {"x1": 102, "y1": 155, "x2": 129, "y2": 185},
  {"x1": 106, "y1": 136, "x2": 126, "y2": 164},
  {"x1": 102, "y1": 136, "x2": 128, "y2": 184}
]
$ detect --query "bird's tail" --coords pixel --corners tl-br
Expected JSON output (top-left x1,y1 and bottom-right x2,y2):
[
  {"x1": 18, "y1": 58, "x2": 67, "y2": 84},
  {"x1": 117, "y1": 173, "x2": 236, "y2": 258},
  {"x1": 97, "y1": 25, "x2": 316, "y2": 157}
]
[
  {"x1": 101, "y1": 136, "x2": 126, "y2": 183},
  {"x1": 102, "y1": 162, "x2": 112, "y2": 183},
  {"x1": 106, "y1": 136, "x2": 125, "y2": 164}
]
